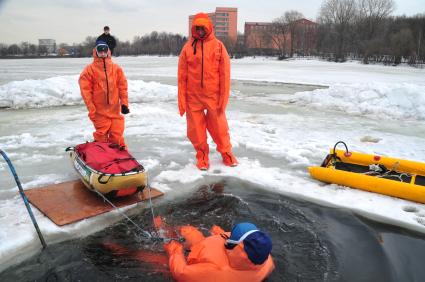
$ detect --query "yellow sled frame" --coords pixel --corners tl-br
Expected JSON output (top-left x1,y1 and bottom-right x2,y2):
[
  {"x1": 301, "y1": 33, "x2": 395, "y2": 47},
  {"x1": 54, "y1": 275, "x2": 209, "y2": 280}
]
[{"x1": 309, "y1": 149, "x2": 425, "y2": 204}]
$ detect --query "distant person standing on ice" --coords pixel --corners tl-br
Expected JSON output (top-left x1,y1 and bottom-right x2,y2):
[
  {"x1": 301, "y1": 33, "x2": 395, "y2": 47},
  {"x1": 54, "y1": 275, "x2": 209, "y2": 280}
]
[
  {"x1": 178, "y1": 12, "x2": 238, "y2": 170},
  {"x1": 97, "y1": 26, "x2": 117, "y2": 55},
  {"x1": 79, "y1": 40, "x2": 130, "y2": 149}
]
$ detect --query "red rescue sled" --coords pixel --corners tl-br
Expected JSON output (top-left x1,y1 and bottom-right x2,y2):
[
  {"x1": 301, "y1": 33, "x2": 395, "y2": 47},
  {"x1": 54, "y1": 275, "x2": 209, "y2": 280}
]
[
  {"x1": 23, "y1": 142, "x2": 164, "y2": 226},
  {"x1": 66, "y1": 142, "x2": 148, "y2": 198}
]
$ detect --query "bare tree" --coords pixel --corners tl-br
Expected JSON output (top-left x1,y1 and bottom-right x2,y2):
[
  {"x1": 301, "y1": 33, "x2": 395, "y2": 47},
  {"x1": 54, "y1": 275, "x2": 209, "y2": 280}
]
[
  {"x1": 29, "y1": 44, "x2": 37, "y2": 55},
  {"x1": 390, "y1": 28, "x2": 415, "y2": 65},
  {"x1": 221, "y1": 36, "x2": 237, "y2": 57},
  {"x1": 412, "y1": 14, "x2": 425, "y2": 63},
  {"x1": 233, "y1": 32, "x2": 247, "y2": 58},
  {"x1": 246, "y1": 26, "x2": 274, "y2": 55},
  {"x1": 20, "y1": 42, "x2": 30, "y2": 56},
  {"x1": 284, "y1": 11, "x2": 305, "y2": 57},
  {"x1": 130, "y1": 32, "x2": 185, "y2": 56},
  {"x1": 319, "y1": 0, "x2": 358, "y2": 61},
  {"x1": 8, "y1": 44, "x2": 21, "y2": 56},
  {"x1": 268, "y1": 16, "x2": 289, "y2": 59},
  {"x1": 37, "y1": 45, "x2": 47, "y2": 56},
  {"x1": 80, "y1": 36, "x2": 97, "y2": 57},
  {"x1": 358, "y1": 0, "x2": 395, "y2": 25},
  {"x1": 0, "y1": 44, "x2": 8, "y2": 57},
  {"x1": 357, "y1": 0, "x2": 395, "y2": 62}
]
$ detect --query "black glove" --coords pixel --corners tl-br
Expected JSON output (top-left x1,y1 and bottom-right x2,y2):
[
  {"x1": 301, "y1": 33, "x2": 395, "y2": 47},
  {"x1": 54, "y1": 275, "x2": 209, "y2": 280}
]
[{"x1": 121, "y1": 105, "x2": 130, "y2": 114}]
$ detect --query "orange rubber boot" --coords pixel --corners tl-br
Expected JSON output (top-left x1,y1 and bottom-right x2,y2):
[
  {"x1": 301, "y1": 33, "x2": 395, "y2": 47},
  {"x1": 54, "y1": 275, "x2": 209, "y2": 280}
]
[
  {"x1": 222, "y1": 152, "x2": 238, "y2": 167},
  {"x1": 196, "y1": 149, "x2": 209, "y2": 170}
]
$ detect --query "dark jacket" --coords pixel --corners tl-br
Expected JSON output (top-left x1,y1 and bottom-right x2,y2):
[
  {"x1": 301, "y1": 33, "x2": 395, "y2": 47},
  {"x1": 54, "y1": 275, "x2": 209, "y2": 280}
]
[{"x1": 97, "y1": 33, "x2": 117, "y2": 55}]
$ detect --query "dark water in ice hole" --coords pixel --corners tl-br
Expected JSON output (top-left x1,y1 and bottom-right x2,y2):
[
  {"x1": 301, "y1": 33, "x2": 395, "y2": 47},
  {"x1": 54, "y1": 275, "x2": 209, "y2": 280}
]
[{"x1": 2, "y1": 179, "x2": 425, "y2": 282}]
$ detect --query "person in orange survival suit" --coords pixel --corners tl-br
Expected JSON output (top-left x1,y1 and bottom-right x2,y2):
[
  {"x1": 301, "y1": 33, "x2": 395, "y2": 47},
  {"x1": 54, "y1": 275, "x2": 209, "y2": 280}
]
[
  {"x1": 164, "y1": 222, "x2": 275, "y2": 282},
  {"x1": 178, "y1": 13, "x2": 238, "y2": 170},
  {"x1": 79, "y1": 40, "x2": 130, "y2": 148}
]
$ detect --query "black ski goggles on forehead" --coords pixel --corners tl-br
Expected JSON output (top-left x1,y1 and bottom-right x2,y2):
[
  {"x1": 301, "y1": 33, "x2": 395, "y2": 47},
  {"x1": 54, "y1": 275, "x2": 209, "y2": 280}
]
[
  {"x1": 96, "y1": 44, "x2": 109, "y2": 53},
  {"x1": 225, "y1": 242, "x2": 238, "y2": 250},
  {"x1": 221, "y1": 233, "x2": 236, "y2": 249}
]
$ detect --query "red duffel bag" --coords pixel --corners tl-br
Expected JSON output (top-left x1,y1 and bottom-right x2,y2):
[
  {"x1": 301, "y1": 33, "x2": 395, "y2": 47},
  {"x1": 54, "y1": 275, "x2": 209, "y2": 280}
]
[{"x1": 75, "y1": 142, "x2": 143, "y2": 174}]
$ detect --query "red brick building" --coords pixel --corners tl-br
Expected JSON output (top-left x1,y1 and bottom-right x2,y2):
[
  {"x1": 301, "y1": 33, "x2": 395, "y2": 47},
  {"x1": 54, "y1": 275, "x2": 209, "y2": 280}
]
[
  {"x1": 244, "y1": 22, "x2": 277, "y2": 50},
  {"x1": 244, "y1": 18, "x2": 318, "y2": 55},
  {"x1": 291, "y1": 19, "x2": 318, "y2": 55},
  {"x1": 189, "y1": 7, "x2": 238, "y2": 43}
]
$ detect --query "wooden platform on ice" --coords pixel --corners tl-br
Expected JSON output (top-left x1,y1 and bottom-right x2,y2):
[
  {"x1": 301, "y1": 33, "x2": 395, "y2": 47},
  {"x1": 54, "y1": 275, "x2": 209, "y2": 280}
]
[{"x1": 25, "y1": 180, "x2": 164, "y2": 226}]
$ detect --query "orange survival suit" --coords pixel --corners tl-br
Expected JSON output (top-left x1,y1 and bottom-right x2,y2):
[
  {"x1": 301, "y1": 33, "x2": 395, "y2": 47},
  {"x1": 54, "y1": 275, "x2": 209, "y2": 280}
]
[
  {"x1": 79, "y1": 48, "x2": 128, "y2": 147},
  {"x1": 164, "y1": 225, "x2": 275, "y2": 282},
  {"x1": 178, "y1": 13, "x2": 233, "y2": 165}
]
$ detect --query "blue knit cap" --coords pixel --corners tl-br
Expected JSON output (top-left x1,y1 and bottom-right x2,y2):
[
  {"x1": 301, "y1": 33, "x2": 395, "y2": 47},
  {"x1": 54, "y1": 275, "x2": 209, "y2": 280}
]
[
  {"x1": 94, "y1": 40, "x2": 109, "y2": 57},
  {"x1": 95, "y1": 40, "x2": 108, "y2": 47},
  {"x1": 228, "y1": 222, "x2": 272, "y2": 265}
]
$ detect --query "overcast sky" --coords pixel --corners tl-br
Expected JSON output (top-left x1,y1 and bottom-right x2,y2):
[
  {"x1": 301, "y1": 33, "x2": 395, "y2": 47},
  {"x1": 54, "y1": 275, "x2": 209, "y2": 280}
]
[{"x1": 0, "y1": 0, "x2": 424, "y2": 45}]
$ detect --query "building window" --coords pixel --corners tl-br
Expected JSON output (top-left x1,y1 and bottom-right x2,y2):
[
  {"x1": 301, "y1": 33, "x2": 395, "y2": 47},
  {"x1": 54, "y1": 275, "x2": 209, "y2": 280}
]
[{"x1": 216, "y1": 31, "x2": 228, "y2": 36}]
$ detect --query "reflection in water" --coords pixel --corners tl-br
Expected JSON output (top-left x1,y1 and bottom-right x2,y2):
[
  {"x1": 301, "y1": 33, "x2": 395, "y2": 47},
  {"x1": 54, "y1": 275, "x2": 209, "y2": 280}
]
[{"x1": 2, "y1": 179, "x2": 425, "y2": 281}]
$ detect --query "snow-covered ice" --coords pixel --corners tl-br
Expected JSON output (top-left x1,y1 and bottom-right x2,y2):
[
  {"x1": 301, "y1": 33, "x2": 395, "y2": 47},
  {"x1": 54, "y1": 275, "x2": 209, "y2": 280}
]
[
  {"x1": 0, "y1": 76, "x2": 176, "y2": 109},
  {"x1": 287, "y1": 82, "x2": 425, "y2": 121},
  {"x1": 1, "y1": 56, "x2": 425, "y2": 271}
]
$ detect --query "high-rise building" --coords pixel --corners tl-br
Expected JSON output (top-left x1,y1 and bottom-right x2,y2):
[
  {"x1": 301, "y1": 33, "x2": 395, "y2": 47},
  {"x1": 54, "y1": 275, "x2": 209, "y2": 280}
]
[{"x1": 189, "y1": 7, "x2": 238, "y2": 43}]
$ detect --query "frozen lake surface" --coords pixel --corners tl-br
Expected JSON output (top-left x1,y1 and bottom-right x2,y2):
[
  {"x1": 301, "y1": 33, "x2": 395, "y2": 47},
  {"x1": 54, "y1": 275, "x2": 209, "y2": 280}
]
[{"x1": 1, "y1": 56, "x2": 425, "y2": 275}]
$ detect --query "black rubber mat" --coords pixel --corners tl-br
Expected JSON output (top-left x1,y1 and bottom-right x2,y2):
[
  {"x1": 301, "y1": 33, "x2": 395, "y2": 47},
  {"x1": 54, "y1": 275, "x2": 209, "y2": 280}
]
[
  {"x1": 415, "y1": 175, "x2": 425, "y2": 186},
  {"x1": 334, "y1": 162, "x2": 371, "y2": 173},
  {"x1": 381, "y1": 174, "x2": 412, "y2": 183},
  {"x1": 334, "y1": 162, "x2": 417, "y2": 184}
]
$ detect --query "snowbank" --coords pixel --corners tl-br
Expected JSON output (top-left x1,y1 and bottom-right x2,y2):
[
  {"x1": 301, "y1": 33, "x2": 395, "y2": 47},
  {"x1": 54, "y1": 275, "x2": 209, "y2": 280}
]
[
  {"x1": 0, "y1": 76, "x2": 80, "y2": 108},
  {"x1": 286, "y1": 83, "x2": 425, "y2": 121},
  {"x1": 2, "y1": 75, "x2": 425, "y2": 122},
  {"x1": 0, "y1": 76, "x2": 177, "y2": 109}
]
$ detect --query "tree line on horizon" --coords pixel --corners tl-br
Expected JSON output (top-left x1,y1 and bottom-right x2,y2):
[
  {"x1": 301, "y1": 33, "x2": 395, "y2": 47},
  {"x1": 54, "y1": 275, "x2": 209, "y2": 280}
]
[
  {"x1": 316, "y1": 0, "x2": 424, "y2": 65},
  {"x1": 0, "y1": 31, "x2": 188, "y2": 58},
  {"x1": 239, "y1": 0, "x2": 424, "y2": 66},
  {"x1": 0, "y1": 0, "x2": 424, "y2": 66}
]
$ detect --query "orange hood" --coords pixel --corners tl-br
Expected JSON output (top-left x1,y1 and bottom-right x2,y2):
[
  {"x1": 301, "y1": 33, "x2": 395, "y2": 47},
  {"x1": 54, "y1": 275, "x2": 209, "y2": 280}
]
[
  {"x1": 92, "y1": 47, "x2": 112, "y2": 62},
  {"x1": 191, "y1": 13, "x2": 214, "y2": 40}
]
